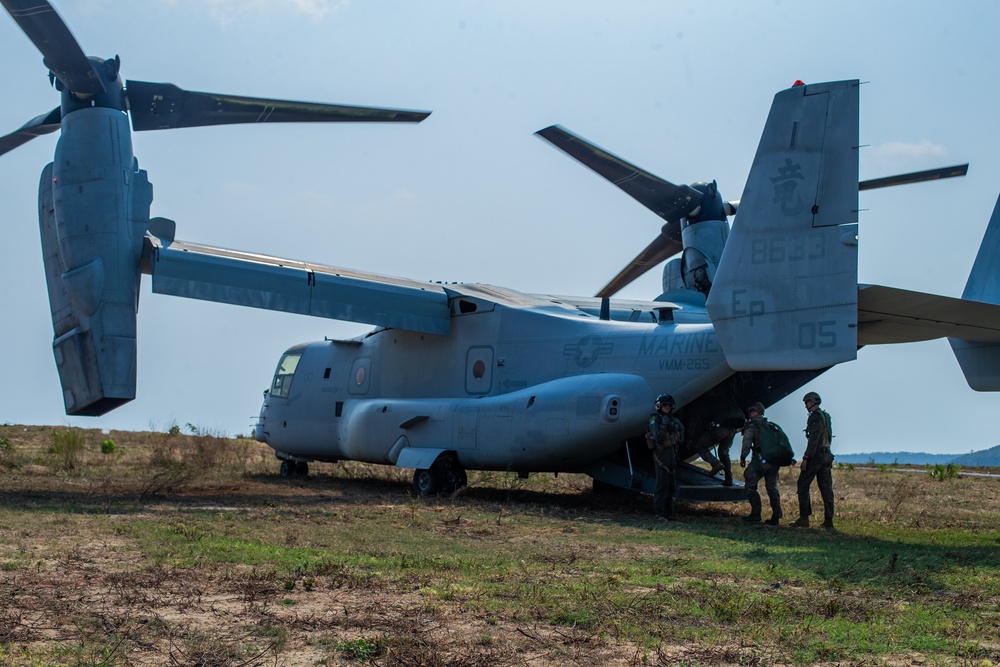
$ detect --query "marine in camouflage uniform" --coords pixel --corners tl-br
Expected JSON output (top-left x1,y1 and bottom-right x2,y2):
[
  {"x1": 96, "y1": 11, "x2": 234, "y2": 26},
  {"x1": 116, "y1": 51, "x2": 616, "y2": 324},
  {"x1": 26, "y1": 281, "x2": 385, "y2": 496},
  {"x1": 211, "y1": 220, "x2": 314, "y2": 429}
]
[
  {"x1": 690, "y1": 398, "x2": 745, "y2": 486},
  {"x1": 647, "y1": 394, "x2": 684, "y2": 520},
  {"x1": 739, "y1": 402, "x2": 782, "y2": 525},
  {"x1": 791, "y1": 391, "x2": 835, "y2": 529}
]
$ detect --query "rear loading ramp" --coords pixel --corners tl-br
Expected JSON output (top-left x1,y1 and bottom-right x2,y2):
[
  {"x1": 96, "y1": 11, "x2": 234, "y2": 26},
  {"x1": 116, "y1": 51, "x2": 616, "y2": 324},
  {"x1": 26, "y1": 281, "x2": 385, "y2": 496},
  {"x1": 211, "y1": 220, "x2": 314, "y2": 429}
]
[{"x1": 582, "y1": 449, "x2": 746, "y2": 503}]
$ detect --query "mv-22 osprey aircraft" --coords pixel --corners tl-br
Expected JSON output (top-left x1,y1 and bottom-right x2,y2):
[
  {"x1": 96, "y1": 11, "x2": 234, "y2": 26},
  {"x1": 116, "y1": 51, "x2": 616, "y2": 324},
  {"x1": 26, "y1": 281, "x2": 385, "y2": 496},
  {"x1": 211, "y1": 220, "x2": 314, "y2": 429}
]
[{"x1": 4, "y1": 3, "x2": 1000, "y2": 500}]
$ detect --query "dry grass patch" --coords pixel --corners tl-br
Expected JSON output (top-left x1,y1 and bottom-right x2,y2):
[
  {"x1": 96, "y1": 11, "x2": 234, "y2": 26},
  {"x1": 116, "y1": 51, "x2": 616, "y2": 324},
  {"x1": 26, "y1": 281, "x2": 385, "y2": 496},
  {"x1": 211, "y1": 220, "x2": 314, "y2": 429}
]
[{"x1": 0, "y1": 424, "x2": 998, "y2": 666}]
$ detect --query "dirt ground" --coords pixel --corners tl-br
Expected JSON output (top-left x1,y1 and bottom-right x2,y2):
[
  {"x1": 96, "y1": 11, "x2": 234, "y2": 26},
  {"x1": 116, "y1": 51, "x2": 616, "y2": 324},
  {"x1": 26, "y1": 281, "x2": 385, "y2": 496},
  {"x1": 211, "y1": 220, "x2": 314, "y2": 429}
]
[
  {"x1": 0, "y1": 427, "x2": 698, "y2": 666},
  {"x1": 1, "y1": 424, "x2": 996, "y2": 666}
]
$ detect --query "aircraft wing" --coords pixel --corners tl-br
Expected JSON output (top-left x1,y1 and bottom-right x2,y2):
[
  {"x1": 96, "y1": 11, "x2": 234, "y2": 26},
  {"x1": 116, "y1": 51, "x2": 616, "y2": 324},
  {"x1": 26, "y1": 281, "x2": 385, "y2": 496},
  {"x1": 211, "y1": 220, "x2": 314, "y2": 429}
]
[
  {"x1": 857, "y1": 284, "x2": 1000, "y2": 345},
  {"x1": 143, "y1": 236, "x2": 451, "y2": 335}
]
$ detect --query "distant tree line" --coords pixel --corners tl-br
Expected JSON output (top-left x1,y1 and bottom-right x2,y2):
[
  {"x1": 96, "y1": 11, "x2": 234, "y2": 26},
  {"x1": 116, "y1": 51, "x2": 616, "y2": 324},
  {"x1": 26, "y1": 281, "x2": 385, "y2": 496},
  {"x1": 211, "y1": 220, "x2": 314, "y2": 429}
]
[{"x1": 834, "y1": 444, "x2": 1000, "y2": 467}]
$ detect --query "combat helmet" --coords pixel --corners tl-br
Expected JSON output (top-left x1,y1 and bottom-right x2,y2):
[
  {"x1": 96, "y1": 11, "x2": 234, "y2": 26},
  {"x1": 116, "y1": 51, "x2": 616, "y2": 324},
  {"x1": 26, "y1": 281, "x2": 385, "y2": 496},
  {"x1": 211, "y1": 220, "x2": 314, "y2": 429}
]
[
  {"x1": 655, "y1": 394, "x2": 675, "y2": 410},
  {"x1": 748, "y1": 401, "x2": 765, "y2": 416},
  {"x1": 802, "y1": 391, "x2": 822, "y2": 405}
]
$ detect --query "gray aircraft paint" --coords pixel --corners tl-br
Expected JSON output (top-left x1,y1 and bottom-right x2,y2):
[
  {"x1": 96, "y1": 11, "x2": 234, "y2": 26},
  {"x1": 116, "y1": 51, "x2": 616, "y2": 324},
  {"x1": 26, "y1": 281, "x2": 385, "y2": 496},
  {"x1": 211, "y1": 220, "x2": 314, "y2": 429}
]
[
  {"x1": 4, "y1": 6, "x2": 1000, "y2": 502},
  {"x1": 256, "y1": 296, "x2": 732, "y2": 472},
  {"x1": 706, "y1": 81, "x2": 860, "y2": 371}
]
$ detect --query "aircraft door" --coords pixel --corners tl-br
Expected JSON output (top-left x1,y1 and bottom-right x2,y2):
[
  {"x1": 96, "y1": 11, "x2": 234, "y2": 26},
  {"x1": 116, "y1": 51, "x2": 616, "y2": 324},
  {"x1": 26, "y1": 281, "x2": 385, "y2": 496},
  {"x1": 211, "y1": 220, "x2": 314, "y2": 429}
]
[{"x1": 465, "y1": 346, "x2": 494, "y2": 395}]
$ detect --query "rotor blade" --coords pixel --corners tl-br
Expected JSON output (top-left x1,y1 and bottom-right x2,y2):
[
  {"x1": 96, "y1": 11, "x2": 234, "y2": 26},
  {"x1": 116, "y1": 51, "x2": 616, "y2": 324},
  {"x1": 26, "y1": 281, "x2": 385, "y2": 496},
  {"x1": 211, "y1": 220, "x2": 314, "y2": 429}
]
[
  {"x1": 596, "y1": 230, "x2": 682, "y2": 298},
  {"x1": 859, "y1": 164, "x2": 969, "y2": 191},
  {"x1": 126, "y1": 81, "x2": 431, "y2": 131},
  {"x1": 536, "y1": 125, "x2": 702, "y2": 221},
  {"x1": 1, "y1": 0, "x2": 106, "y2": 95},
  {"x1": 0, "y1": 107, "x2": 61, "y2": 157}
]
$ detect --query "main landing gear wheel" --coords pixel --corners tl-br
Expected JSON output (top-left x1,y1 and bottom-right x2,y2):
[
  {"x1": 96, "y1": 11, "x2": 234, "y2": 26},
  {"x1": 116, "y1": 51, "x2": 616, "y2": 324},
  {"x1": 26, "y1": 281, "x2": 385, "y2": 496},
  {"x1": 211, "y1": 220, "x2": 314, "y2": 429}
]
[
  {"x1": 592, "y1": 479, "x2": 615, "y2": 495},
  {"x1": 279, "y1": 460, "x2": 309, "y2": 477},
  {"x1": 412, "y1": 456, "x2": 468, "y2": 496}
]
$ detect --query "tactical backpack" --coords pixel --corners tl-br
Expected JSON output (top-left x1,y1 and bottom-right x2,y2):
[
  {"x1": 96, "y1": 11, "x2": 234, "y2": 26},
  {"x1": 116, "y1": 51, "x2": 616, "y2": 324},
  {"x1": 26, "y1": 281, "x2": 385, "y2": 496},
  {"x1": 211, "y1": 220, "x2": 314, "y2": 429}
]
[
  {"x1": 818, "y1": 409, "x2": 833, "y2": 445},
  {"x1": 756, "y1": 419, "x2": 795, "y2": 467},
  {"x1": 815, "y1": 408, "x2": 835, "y2": 464}
]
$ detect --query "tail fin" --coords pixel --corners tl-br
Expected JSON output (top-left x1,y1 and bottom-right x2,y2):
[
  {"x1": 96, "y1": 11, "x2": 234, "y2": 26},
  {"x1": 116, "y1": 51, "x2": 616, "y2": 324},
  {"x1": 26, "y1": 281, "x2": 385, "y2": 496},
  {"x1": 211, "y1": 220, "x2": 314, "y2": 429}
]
[
  {"x1": 950, "y1": 195, "x2": 1000, "y2": 390},
  {"x1": 705, "y1": 80, "x2": 860, "y2": 370}
]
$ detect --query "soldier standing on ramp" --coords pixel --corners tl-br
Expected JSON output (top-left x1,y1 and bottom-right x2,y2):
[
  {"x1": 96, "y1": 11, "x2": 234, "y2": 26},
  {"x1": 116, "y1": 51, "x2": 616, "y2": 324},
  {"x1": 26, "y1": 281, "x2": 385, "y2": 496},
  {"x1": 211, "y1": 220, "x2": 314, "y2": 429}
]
[
  {"x1": 739, "y1": 402, "x2": 785, "y2": 526},
  {"x1": 691, "y1": 398, "x2": 745, "y2": 486},
  {"x1": 791, "y1": 392, "x2": 836, "y2": 529},
  {"x1": 647, "y1": 394, "x2": 684, "y2": 521}
]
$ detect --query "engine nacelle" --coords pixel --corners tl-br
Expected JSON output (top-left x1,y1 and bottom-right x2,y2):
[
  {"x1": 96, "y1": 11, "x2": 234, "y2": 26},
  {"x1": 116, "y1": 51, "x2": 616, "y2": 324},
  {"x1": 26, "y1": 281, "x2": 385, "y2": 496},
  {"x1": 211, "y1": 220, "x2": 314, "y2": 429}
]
[
  {"x1": 661, "y1": 181, "x2": 732, "y2": 300},
  {"x1": 661, "y1": 218, "x2": 730, "y2": 298},
  {"x1": 680, "y1": 217, "x2": 730, "y2": 293},
  {"x1": 38, "y1": 108, "x2": 151, "y2": 416}
]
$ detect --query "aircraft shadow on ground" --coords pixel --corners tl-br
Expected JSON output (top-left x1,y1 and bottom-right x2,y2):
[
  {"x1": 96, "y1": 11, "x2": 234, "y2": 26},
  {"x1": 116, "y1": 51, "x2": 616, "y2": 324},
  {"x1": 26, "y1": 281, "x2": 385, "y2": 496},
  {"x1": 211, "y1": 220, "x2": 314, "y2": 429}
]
[{"x1": 3, "y1": 472, "x2": 996, "y2": 593}]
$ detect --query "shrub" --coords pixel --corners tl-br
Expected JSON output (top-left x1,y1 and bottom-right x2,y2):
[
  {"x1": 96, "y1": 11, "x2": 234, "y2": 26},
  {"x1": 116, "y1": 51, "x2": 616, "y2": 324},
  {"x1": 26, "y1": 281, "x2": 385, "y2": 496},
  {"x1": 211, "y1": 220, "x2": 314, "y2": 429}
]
[
  {"x1": 879, "y1": 476, "x2": 916, "y2": 523},
  {"x1": 140, "y1": 461, "x2": 195, "y2": 498},
  {"x1": 49, "y1": 429, "x2": 86, "y2": 470},
  {"x1": 0, "y1": 436, "x2": 16, "y2": 469},
  {"x1": 100, "y1": 438, "x2": 116, "y2": 454},
  {"x1": 338, "y1": 637, "x2": 384, "y2": 661},
  {"x1": 193, "y1": 433, "x2": 231, "y2": 469},
  {"x1": 927, "y1": 463, "x2": 960, "y2": 481}
]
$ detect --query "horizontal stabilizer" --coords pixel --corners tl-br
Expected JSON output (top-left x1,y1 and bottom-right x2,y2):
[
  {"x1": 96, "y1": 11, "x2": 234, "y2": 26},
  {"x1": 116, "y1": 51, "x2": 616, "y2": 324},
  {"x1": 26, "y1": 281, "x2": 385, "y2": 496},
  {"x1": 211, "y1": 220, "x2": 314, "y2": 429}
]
[
  {"x1": 858, "y1": 285, "x2": 1000, "y2": 344},
  {"x1": 950, "y1": 193, "x2": 1000, "y2": 390},
  {"x1": 143, "y1": 237, "x2": 451, "y2": 335}
]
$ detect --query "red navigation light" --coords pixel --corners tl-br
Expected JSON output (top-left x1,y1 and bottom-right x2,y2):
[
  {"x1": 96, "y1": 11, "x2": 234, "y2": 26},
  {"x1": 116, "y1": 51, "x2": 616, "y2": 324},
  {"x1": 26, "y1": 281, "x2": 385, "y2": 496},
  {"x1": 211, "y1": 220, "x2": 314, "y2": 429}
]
[{"x1": 792, "y1": 80, "x2": 805, "y2": 87}]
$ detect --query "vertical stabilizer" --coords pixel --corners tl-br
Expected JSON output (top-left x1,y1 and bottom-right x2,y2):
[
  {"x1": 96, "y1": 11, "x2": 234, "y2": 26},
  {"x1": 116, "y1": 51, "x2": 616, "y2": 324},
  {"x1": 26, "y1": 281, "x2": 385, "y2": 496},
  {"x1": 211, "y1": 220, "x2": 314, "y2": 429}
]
[
  {"x1": 705, "y1": 80, "x2": 860, "y2": 370},
  {"x1": 950, "y1": 195, "x2": 1000, "y2": 390}
]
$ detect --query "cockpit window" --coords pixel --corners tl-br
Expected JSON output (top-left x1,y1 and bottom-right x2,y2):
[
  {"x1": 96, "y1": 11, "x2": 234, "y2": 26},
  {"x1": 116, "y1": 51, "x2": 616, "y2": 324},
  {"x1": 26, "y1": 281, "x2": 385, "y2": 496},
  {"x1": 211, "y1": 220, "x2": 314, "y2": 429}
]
[{"x1": 270, "y1": 351, "x2": 303, "y2": 399}]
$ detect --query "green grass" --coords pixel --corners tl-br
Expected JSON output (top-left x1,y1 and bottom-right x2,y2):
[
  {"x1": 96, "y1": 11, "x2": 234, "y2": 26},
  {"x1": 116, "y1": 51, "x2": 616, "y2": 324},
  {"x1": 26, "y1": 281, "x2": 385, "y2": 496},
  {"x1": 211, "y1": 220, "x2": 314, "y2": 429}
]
[
  {"x1": 0, "y1": 424, "x2": 998, "y2": 665},
  {"x1": 94, "y1": 497, "x2": 998, "y2": 664}
]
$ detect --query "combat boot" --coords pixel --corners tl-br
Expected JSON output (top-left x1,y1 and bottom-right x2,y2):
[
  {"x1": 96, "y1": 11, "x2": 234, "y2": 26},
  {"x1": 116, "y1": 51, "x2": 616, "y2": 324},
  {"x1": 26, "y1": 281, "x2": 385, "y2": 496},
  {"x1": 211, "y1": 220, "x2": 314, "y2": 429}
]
[
  {"x1": 742, "y1": 514, "x2": 761, "y2": 523},
  {"x1": 709, "y1": 462, "x2": 724, "y2": 477},
  {"x1": 723, "y1": 474, "x2": 733, "y2": 487},
  {"x1": 790, "y1": 517, "x2": 810, "y2": 528},
  {"x1": 765, "y1": 515, "x2": 781, "y2": 526},
  {"x1": 822, "y1": 518, "x2": 835, "y2": 530}
]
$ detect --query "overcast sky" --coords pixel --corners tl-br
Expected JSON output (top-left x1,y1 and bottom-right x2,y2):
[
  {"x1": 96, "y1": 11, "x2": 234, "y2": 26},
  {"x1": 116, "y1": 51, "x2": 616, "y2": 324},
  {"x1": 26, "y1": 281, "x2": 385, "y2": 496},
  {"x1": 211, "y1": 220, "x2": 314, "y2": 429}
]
[{"x1": 1, "y1": 1, "x2": 998, "y2": 456}]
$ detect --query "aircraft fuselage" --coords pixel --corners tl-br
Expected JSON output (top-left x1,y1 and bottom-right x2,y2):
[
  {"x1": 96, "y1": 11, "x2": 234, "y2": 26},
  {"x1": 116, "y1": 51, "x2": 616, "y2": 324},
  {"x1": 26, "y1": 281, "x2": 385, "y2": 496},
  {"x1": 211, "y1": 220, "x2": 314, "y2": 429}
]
[{"x1": 255, "y1": 287, "x2": 732, "y2": 473}]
